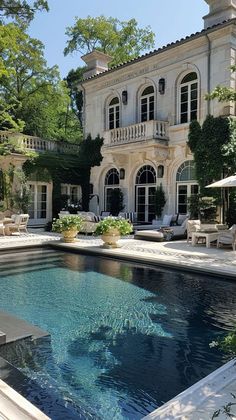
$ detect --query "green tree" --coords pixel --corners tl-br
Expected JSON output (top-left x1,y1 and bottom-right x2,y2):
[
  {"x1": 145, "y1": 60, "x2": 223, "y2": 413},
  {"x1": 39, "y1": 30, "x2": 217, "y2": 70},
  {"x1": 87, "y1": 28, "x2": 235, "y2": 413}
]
[
  {"x1": 65, "y1": 67, "x2": 85, "y2": 125},
  {"x1": 154, "y1": 185, "x2": 166, "y2": 218},
  {"x1": 64, "y1": 16, "x2": 155, "y2": 67},
  {"x1": 188, "y1": 116, "x2": 231, "y2": 189},
  {"x1": 0, "y1": 0, "x2": 48, "y2": 24},
  {"x1": 0, "y1": 24, "x2": 82, "y2": 140},
  {"x1": 20, "y1": 81, "x2": 82, "y2": 141},
  {"x1": 109, "y1": 188, "x2": 124, "y2": 216},
  {"x1": 206, "y1": 65, "x2": 236, "y2": 103}
]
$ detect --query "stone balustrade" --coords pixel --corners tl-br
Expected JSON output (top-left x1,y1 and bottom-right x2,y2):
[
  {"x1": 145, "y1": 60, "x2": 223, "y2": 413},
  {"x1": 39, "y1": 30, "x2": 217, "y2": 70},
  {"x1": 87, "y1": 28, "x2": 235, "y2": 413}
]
[
  {"x1": 0, "y1": 131, "x2": 80, "y2": 154},
  {"x1": 104, "y1": 120, "x2": 169, "y2": 146}
]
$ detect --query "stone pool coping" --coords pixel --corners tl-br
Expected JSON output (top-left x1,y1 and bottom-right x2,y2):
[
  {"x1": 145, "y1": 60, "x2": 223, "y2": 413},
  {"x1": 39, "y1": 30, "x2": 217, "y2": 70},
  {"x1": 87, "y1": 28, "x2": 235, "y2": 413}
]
[
  {"x1": 0, "y1": 377, "x2": 50, "y2": 420},
  {"x1": 143, "y1": 358, "x2": 236, "y2": 420},
  {"x1": 0, "y1": 231, "x2": 236, "y2": 419}
]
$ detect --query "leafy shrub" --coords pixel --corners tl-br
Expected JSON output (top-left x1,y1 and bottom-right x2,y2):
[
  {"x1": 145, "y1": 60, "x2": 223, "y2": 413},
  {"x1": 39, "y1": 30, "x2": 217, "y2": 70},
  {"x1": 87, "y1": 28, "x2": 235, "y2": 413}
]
[
  {"x1": 52, "y1": 215, "x2": 83, "y2": 233},
  {"x1": 94, "y1": 216, "x2": 132, "y2": 236}
]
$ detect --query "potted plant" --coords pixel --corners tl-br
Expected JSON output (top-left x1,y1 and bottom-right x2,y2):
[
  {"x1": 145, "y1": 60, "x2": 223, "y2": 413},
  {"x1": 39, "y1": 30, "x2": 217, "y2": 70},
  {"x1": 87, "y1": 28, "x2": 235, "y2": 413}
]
[
  {"x1": 52, "y1": 215, "x2": 83, "y2": 243},
  {"x1": 109, "y1": 188, "x2": 124, "y2": 216},
  {"x1": 95, "y1": 216, "x2": 132, "y2": 248},
  {"x1": 154, "y1": 185, "x2": 166, "y2": 219}
]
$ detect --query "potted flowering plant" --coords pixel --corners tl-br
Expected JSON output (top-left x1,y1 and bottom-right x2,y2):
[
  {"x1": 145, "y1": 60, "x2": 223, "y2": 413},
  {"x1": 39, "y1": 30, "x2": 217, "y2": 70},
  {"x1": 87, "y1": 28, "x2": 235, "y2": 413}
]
[
  {"x1": 95, "y1": 216, "x2": 132, "y2": 248},
  {"x1": 52, "y1": 215, "x2": 83, "y2": 243}
]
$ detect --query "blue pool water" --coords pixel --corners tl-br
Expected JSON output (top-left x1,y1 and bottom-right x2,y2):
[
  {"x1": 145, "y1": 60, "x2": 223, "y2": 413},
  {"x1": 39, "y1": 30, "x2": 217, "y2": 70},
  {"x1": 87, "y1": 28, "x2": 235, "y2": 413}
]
[{"x1": 0, "y1": 249, "x2": 235, "y2": 419}]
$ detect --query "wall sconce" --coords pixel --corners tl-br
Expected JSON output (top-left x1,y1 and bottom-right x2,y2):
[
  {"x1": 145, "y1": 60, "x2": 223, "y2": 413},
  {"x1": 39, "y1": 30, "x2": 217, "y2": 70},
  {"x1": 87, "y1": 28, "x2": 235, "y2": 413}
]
[
  {"x1": 122, "y1": 90, "x2": 128, "y2": 105},
  {"x1": 157, "y1": 165, "x2": 164, "y2": 178},
  {"x1": 120, "y1": 168, "x2": 125, "y2": 180},
  {"x1": 158, "y1": 78, "x2": 165, "y2": 95}
]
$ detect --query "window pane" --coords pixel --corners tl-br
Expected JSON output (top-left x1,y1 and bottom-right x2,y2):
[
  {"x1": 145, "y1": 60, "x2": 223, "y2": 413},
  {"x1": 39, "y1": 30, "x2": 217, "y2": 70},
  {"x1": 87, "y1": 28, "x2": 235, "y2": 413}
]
[
  {"x1": 181, "y1": 113, "x2": 188, "y2": 123},
  {"x1": 191, "y1": 185, "x2": 199, "y2": 194},
  {"x1": 190, "y1": 110, "x2": 197, "y2": 121},
  {"x1": 181, "y1": 72, "x2": 197, "y2": 84},
  {"x1": 191, "y1": 100, "x2": 197, "y2": 110},
  {"x1": 181, "y1": 103, "x2": 188, "y2": 113},
  {"x1": 142, "y1": 86, "x2": 154, "y2": 96},
  {"x1": 181, "y1": 92, "x2": 188, "y2": 102},
  {"x1": 191, "y1": 89, "x2": 197, "y2": 100}
]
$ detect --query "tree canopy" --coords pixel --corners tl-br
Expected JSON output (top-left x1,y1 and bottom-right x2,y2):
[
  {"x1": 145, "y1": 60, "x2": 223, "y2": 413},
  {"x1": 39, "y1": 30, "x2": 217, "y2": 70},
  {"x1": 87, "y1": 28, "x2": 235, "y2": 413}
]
[
  {"x1": 64, "y1": 15, "x2": 155, "y2": 67},
  {"x1": 0, "y1": 0, "x2": 48, "y2": 24},
  {"x1": 0, "y1": 24, "x2": 82, "y2": 140},
  {"x1": 206, "y1": 65, "x2": 236, "y2": 102},
  {"x1": 188, "y1": 115, "x2": 236, "y2": 189}
]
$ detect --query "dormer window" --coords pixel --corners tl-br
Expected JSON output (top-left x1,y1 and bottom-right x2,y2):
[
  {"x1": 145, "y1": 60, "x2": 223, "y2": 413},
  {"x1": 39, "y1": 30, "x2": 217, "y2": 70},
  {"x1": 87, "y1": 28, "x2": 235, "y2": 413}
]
[
  {"x1": 108, "y1": 97, "x2": 120, "y2": 129},
  {"x1": 179, "y1": 72, "x2": 198, "y2": 124},
  {"x1": 140, "y1": 86, "x2": 155, "y2": 122}
]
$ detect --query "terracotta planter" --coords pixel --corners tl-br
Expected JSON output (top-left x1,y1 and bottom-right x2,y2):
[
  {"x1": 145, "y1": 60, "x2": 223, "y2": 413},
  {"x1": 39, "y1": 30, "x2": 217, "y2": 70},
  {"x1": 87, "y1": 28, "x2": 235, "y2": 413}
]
[
  {"x1": 62, "y1": 229, "x2": 78, "y2": 243},
  {"x1": 101, "y1": 228, "x2": 120, "y2": 248}
]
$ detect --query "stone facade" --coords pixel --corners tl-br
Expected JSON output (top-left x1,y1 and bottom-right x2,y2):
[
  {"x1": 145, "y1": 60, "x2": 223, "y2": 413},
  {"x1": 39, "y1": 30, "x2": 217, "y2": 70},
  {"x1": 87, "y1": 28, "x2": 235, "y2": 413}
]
[{"x1": 81, "y1": 0, "x2": 236, "y2": 222}]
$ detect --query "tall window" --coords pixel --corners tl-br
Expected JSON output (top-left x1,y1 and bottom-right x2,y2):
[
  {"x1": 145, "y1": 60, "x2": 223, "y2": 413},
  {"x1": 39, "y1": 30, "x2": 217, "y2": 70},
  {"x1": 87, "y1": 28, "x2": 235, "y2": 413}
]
[
  {"x1": 61, "y1": 184, "x2": 81, "y2": 204},
  {"x1": 135, "y1": 165, "x2": 156, "y2": 223},
  {"x1": 104, "y1": 168, "x2": 120, "y2": 212},
  {"x1": 176, "y1": 161, "x2": 199, "y2": 214},
  {"x1": 108, "y1": 97, "x2": 120, "y2": 129},
  {"x1": 140, "y1": 86, "x2": 155, "y2": 122},
  {"x1": 179, "y1": 72, "x2": 198, "y2": 124}
]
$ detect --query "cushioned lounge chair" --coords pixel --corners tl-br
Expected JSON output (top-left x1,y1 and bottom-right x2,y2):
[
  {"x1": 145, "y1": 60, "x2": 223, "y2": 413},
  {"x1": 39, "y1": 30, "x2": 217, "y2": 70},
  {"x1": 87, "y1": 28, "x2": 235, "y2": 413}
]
[
  {"x1": 187, "y1": 220, "x2": 201, "y2": 243},
  {"x1": 6, "y1": 214, "x2": 29, "y2": 234},
  {"x1": 217, "y1": 224, "x2": 236, "y2": 251}
]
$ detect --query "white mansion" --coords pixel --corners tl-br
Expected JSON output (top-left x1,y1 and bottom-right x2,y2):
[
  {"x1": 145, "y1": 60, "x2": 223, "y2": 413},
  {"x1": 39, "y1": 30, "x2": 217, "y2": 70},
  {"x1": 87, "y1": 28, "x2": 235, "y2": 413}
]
[{"x1": 80, "y1": 0, "x2": 236, "y2": 222}]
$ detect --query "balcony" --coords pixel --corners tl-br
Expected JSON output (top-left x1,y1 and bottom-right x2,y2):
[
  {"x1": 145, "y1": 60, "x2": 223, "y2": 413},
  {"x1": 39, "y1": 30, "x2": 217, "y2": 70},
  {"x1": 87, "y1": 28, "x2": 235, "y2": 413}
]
[
  {"x1": 0, "y1": 131, "x2": 80, "y2": 155},
  {"x1": 104, "y1": 120, "x2": 169, "y2": 147}
]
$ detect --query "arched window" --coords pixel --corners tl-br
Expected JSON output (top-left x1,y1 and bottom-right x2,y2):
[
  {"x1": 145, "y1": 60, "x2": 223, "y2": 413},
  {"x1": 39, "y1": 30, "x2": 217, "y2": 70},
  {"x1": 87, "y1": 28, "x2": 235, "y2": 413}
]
[
  {"x1": 105, "y1": 168, "x2": 119, "y2": 185},
  {"x1": 179, "y1": 72, "x2": 198, "y2": 124},
  {"x1": 136, "y1": 165, "x2": 156, "y2": 184},
  {"x1": 140, "y1": 86, "x2": 155, "y2": 122},
  {"x1": 176, "y1": 161, "x2": 199, "y2": 214},
  {"x1": 108, "y1": 97, "x2": 120, "y2": 129},
  {"x1": 135, "y1": 165, "x2": 157, "y2": 223},
  {"x1": 104, "y1": 168, "x2": 120, "y2": 212}
]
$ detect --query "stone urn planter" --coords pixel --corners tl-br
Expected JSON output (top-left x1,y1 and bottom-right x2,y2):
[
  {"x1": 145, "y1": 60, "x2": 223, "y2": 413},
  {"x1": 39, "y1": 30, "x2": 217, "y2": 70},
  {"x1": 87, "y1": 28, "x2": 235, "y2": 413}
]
[
  {"x1": 62, "y1": 229, "x2": 78, "y2": 243},
  {"x1": 52, "y1": 215, "x2": 83, "y2": 243},
  {"x1": 101, "y1": 228, "x2": 120, "y2": 248},
  {"x1": 94, "y1": 216, "x2": 133, "y2": 249}
]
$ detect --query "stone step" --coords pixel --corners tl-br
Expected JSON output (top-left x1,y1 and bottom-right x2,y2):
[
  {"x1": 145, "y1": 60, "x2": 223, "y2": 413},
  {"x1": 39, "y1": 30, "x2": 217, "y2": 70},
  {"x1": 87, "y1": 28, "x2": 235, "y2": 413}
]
[{"x1": 0, "y1": 332, "x2": 6, "y2": 345}]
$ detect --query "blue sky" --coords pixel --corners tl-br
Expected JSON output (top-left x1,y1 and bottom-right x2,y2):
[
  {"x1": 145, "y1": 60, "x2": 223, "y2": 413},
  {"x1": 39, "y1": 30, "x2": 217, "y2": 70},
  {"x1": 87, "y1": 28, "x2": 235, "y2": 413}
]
[{"x1": 28, "y1": 0, "x2": 209, "y2": 78}]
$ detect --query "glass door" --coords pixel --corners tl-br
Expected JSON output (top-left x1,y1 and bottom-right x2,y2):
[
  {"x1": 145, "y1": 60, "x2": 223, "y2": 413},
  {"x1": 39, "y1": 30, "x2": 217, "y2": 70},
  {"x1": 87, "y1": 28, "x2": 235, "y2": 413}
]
[
  {"x1": 136, "y1": 186, "x2": 156, "y2": 223},
  {"x1": 177, "y1": 183, "x2": 199, "y2": 214},
  {"x1": 28, "y1": 182, "x2": 51, "y2": 225}
]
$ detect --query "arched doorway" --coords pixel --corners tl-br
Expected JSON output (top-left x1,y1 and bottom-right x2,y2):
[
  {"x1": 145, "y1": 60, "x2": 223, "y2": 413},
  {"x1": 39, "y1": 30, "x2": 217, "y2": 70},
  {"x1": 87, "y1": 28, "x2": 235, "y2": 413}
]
[
  {"x1": 176, "y1": 161, "x2": 199, "y2": 214},
  {"x1": 135, "y1": 165, "x2": 156, "y2": 223}
]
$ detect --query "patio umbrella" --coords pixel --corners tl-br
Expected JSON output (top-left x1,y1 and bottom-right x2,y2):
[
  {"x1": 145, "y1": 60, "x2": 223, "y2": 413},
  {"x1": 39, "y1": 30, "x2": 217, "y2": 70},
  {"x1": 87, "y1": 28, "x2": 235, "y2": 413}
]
[
  {"x1": 206, "y1": 175, "x2": 236, "y2": 188},
  {"x1": 206, "y1": 175, "x2": 236, "y2": 222}
]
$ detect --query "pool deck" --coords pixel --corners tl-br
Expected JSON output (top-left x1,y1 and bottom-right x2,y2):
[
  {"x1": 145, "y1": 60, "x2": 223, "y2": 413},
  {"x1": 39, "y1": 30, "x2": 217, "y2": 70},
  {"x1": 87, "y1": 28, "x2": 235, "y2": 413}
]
[{"x1": 0, "y1": 230, "x2": 236, "y2": 419}]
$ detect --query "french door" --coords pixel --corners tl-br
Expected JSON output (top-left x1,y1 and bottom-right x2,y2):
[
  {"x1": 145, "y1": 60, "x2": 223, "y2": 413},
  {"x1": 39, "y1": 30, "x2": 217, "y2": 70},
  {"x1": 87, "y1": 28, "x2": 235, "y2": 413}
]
[
  {"x1": 28, "y1": 182, "x2": 52, "y2": 225},
  {"x1": 177, "y1": 183, "x2": 199, "y2": 214},
  {"x1": 136, "y1": 186, "x2": 156, "y2": 223}
]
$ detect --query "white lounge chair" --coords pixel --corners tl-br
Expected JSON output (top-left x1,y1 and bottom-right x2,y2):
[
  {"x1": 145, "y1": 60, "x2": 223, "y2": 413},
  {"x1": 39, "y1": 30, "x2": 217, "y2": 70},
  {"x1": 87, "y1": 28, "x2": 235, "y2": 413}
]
[
  {"x1": 6, "y1": 214, "x2": 29, "y2": 234},
  {"x1": 187, "y1": 220, "x2": 201, "y2": 243},
  {"x1": 217, "y1": 224, "x2": 236, "y2": 251}
]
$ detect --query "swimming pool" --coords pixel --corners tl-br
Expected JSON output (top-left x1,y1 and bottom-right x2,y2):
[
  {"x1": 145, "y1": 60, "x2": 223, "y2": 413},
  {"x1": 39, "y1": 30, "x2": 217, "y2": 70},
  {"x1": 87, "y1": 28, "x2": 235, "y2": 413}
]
[{"x1": 0, "y1": 249, "x2": 235, "y2": 420}]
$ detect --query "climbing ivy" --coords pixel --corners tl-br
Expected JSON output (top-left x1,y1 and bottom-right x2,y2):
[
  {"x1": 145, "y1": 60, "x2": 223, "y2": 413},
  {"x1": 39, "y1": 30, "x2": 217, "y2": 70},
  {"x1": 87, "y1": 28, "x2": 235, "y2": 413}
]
[
  {"x1": 188, "y1": 115, "x2": 235, "y2": 190},
  {"x1": 23, "y1": 134, "x2": 103, "y2": 217}
]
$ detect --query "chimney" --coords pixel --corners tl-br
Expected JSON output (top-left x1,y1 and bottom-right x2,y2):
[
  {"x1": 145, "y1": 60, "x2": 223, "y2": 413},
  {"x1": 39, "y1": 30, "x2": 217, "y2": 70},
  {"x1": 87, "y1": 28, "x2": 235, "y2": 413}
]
[
  {"x1": 81, "y1": 50, "x2": 113, "y2": 79},
  {"x1": 203, "y1": 0, "x2": 236, "y2": 29}
]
